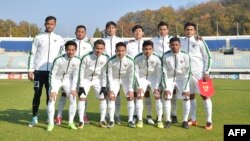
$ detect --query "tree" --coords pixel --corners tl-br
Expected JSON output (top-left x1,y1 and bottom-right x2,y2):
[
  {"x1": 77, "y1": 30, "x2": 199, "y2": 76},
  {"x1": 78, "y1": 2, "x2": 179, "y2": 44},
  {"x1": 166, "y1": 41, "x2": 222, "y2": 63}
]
[
  {"x1": 0, "y1": 19, "x2": 40, "y2": 37},
  {"x1": 93, "y1": 27, "x2": 103, "y2": 38}
]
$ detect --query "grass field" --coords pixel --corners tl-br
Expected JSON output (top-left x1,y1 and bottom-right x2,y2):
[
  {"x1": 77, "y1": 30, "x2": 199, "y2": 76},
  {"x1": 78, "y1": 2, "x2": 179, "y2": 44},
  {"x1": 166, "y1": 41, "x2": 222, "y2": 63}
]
[{"x1": 0, "y1": 79, "x2": 250, "y2": 141}]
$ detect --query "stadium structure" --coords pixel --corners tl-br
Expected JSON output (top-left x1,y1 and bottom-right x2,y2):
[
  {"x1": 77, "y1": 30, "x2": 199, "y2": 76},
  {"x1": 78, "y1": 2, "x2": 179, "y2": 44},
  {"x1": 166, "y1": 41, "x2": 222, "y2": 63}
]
[{"x1": 0, "y1": 36, "x2": 250, "y2": 80}]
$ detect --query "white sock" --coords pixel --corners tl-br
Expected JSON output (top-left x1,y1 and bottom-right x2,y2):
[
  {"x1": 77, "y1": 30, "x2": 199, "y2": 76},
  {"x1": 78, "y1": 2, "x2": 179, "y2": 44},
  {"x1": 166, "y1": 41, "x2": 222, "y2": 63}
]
[
  {"x1": 133, "y1": 99, "x2": 137, "y2": 116},
  {"x1": 127, "y1": 100, "x2": 135, "y2": 122},
  {"x1": 47, "y1": 99, "x2": 56, "y2": 125},
  {"x1": 57, "y1": 96, "x2": 66, "y2": 117},
  {"x1": 156, "y1": 99, "x2": 163, "y2": 122},
  {"x1": 190, "y1": 99, "x2": 197, "y2": 121},
  {"x1": 136, "y1": 99, "x2": 143, "y2": 121},
  {"x1": 171, "y1": 94, "x2": 177, "y2": 116},
  {"x1": 145, "y1": 97, "x2": 152, "y2": 116},
  {"x1": 100, "y1": 100, "x2": 107, "y2": 122},
  {"x1": 115, "y1": 95, "x2": 121, "y2": 117},
  {"x1": 182, "y1": 100, "x2": 190, "y2": 122},
  {"x1": 204, "y1": 99, "x2": 212, "y2": 123},
  {"x1": 78, "y1": 100, "x2": 85, "y2": 123},
  {"x1": 84, "y1": 99, "x2": 88, "y2": 116},
  {"x1": 108, "y1": 101, "x2": 115, "y2": 122},
  {"x1": 164, "y1": 100, "x2": 171, "y2": 122},
  {"x1": 68, "y1": 95, "x2": 76, "y2": 124}
]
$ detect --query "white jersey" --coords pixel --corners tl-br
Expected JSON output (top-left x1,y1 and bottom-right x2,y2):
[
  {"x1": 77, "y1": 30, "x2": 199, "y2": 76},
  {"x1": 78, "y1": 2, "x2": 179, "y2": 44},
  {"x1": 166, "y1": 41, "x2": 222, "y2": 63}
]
[
  {"x1": 162, "y1": 50, "x2": 190, "y2": 92},
  {"x1": 151, "y1": 35, "x2": 173, "y2": 57},
  {"x1": 73, "y1": 38, "x2": 92, "y2": 58},
  {"x1": 102, "y1": 35, "x2": 123, "y2": 57},
  {"x1": 28, "y1": 32, "x2": 65, "y2": 71},
  {"x1": 107, "y1": 55, "x2": 135, "y2": 91},
  {"x1": 134, "y1": 53, "x2": 162, "y2": 89},
  {"x1": 126, "y1": 39, "x2": 144, "y2": 58},
  {"x1": 49, "y1": 54, "x2": 81, "y2": 92},
  {"x1": 79, "y1": 51, "x2": 109, "y2": 87},
  {"x1": 180, "y1": 36, "x2": 212, "y2": 74}
]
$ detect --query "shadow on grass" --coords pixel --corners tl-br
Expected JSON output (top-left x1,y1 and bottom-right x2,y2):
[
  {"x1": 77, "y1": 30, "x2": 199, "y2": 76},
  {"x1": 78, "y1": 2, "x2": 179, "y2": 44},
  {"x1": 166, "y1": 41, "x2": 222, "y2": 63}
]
[{"x1": 0, "y1": 109, "x2": 130, "y2": 129}]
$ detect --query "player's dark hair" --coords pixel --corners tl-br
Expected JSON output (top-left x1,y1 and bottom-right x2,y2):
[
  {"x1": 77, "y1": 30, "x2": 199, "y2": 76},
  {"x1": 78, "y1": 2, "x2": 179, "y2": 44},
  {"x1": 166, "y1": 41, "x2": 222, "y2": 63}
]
[
  {"x1": 169, "y1": 37, "x2": 181, "y2": 44},
  {"x1": 158, "y1": 21, "x2": 169, "y2": 29},
  {"x1": 115, "y1": 42, "x2": 126, "y2": 49},
  {"x1": 94, "y1": 39, "x2": 105, "y2": 48},
  {"x1": 132, "y1": 25, "x2": 144, "y2": 33},
  {"x1": 184, "y1": 22, "x2": 196, "y2": 30},
  {"x1": 105, "y1": 21, "x2": 117, "y2": 29},
  {"x1": 76, "y1": 25, "x2": 86, "y2": 31},
  {"x1": 45, "y1": 16, "x2": 56, "y2": 23},
  {"x1": 65, "y1": 40, "x2": 77, "y2": 50},
  {"x1": 142, "y1": 40, "x2": 154, "y2": 49}
]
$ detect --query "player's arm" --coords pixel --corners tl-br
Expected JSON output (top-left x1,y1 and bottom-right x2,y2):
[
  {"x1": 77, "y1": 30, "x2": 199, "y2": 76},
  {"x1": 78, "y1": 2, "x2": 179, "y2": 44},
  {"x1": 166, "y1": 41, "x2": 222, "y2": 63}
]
[
  {"x1": 154, "y1": 57, "x2": 162, "y2": 90},
  {"x1": 28, "y1": 37, "x2": 38, "y2": 81},
  {"x1": 49, "y1": 58, "x2": 60, "y2": 94},
  {"x1": 200, "y1": 40, "x2": 212, "y2": 80},
  {"x1": 58, "y1": 37, "x2": 65, "y2": 55},
  {"x1": 71, "y1": 58, "x2": 80, "y2": 93},
  {"x1": 162, "y1": 55, "x2": 168, "y2": 91},
  {"x1": 128, "y1": 60, "x2": 135, "y2": 92},
  {"x1": 107, "y1": 61, "x2": 114, "y2": 91},
  {"x1": 79, "y1": 56, "x2": 87, "y2": 87},
  {"x1": 183, "y1": 54, "x2": 191, "y2": 93}
]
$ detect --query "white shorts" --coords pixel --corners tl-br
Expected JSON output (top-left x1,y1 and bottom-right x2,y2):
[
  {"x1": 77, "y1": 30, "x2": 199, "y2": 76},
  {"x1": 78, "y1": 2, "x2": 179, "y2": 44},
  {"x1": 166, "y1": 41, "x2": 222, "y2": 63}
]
[
  {"x1": 189, "y1": 72, "x2": 203, "y2": 94},
  {"x1": 166, "y1": 78, "x2": 189, "y2": 99},
  {"x1": 50, "y1": 79, "x2": 73, "y2": 97},
  {"x1": 138, "y1": 77, "x2": 158, "y2": 96},
  {"x1": 109, "y1": 79, "x2": 131, "y2": 97},
  {"x1": 79, "y1": 79, "x2": 103, "y2": 99}
]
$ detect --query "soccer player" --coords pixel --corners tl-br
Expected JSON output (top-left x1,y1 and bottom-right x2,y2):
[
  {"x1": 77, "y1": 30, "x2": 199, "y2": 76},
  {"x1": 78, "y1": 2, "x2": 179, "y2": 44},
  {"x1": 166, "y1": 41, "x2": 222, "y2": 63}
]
[
  {"x1": 180, "y1": 22, "x2": 213, "y2": 130},
  {"x1": 151, "y1": 21, "x2": 178, "y2": 123},
  {"x1": 55, "y1": 25, "x2": 92, "y2": 125},
  {"x1": 102, "y1": 21, "x2": 124, "y2": 124},
  {"x1": 46, "y1": 40, "x2": 81, "y2": 132},
  {"x1": 28, "y1": 16, "x2": 65, "y2": 127},
  {"x1": 78, "y1": 39, "x2": 109, "y2": 128},
  {"x1": 126, "y1": 25, "x2": 154, "y2": 124},
  {"x1": 106, "y1": 42, "x2": 136, "y2": 128},
  {"x1": 134, "y1": 40, "x2": 163, "y2": 128},
  {"x1": 162, "y1": 37, "x2": 191, "y2": 129}
]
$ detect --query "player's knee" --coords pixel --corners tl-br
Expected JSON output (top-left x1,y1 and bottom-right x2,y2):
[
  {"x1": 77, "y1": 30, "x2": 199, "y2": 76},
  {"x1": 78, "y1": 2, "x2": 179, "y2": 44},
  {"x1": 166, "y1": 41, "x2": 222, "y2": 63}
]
[
  {"x1": 61, "y1": 92, "x2": 67, "y2": 97},
  {"x1": 109, "y1": 94, "x2": 115, "y2": 101},
  {"x1": 190, "y1": 94, "x2": 195, "y2": 100},
  {"x1": 201, "y1": 95, "x2": 209, "y2": 100},
  {"x1": 127, "y1": 97, "x2": 134, "y2": 101},
  {"x1": 79, "y1": 98, "x2": 86, "y2": 101},
  {"x1": 144, "y1": 91, "x2": 150, "y2": 97}
]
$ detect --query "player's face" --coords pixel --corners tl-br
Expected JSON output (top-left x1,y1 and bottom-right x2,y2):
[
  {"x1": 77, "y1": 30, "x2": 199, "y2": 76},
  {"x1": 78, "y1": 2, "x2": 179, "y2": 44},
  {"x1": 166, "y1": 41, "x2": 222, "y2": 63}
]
[
  {"x1": 185, "y1": 26, "x2": 196, "y2": 38},
  {"x1": 66, "y1": 45, "x2": 77, "y2": 58},
  {"x1": 44, "y1": 19, "x2": 56, "y2": 33},
  {"x1": 143, "y1": 45, "x2": 153, "y2": 57},
  {"x1": 159, "y1": 25, "x2": 169, "y2": 37},
  {"x1": 170, "y1": 41, "x2": 181, "y2": 54},
  {"x1": 116, "y1": 46, "x2": 126, "y2": 59},
  {"x1": 106, "y1": 25, "x2": 116, "y2": 36},
  {"x1": 134, "y1": 28, "x2": 144, "y2": 40},
  {"x1": 94, "y1": 44, "x2": 105, "y2": 56},
  {"x1": 75, "y1": 27, "x2": 86, "y2": 40}
]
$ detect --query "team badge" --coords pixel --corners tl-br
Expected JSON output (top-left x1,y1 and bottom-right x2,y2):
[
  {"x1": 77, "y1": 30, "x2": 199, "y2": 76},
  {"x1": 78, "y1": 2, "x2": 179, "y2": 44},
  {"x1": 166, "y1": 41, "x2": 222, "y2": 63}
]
[
  {"x1": 192, "y1": 44, "x2": 196, "y2": 48},
  {"x1": 54, "y1": 39, "x2": 57, "y2": 42},
  {"x1": 180, "y1": 60, "x2": 184, "y2": 64}
]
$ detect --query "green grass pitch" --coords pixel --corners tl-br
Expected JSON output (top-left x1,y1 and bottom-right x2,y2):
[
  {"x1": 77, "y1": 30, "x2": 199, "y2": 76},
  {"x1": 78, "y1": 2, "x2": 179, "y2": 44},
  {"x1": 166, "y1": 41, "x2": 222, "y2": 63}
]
[{"x1": 0, "y1": 79, "x2": 250, "y2": 141}]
